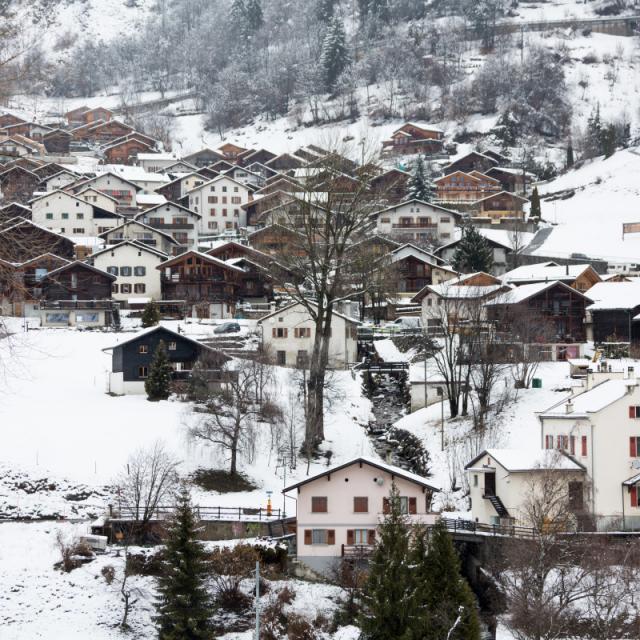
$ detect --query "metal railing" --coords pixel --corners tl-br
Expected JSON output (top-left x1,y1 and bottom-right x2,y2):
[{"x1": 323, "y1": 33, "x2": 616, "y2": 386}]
[
  {"x1": 440, "y1": 517, "x2": 537, "y2": 539},
  {"x1": 110, "y1": 504, "x2": 283, "y2": 522}
]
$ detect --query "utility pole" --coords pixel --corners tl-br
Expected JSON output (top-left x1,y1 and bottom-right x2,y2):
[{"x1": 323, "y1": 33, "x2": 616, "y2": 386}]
[{"x1": 254, "y1": 561, "x2": 260, "y2": 640}]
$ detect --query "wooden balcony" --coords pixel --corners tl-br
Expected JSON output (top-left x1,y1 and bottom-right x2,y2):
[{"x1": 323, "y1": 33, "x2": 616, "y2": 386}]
[{"x1": 392, "y1": 223, "x2": 438, "y2": 229}]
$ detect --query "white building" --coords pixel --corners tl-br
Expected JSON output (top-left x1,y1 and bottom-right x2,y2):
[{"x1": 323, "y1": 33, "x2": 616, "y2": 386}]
[
  {"x1": 465, "y1": 449, "x2": 585, "y2": 528},
  {"x1": 86, "y1": 240, "x2": 166, "y2": 301},
  {"x1": 134, "y1": 202, "x2": 201, "y2": 252},
  {"x1": 137, "y1": 153, "x2": 179, "y2": 173},
  {"x1": 284, "y1": 457, "x2": 439, "y2": 574},
  {"x1": 186, "y1": 174, "x2": 254, "y2": 231},
  {"x1": 372, "y1": 199, "x2": 462, "y2": 245},
  {"x1": 44, "y1": 170, "x2": 79, "y2": 192},
  {"x1": 31, "y1": 189, "x2": 123, "y2": 237},
  {"x1": 76, "y1": 187, "x2": 119, "y2": 213},
  {"x1": 71, "y1": 172, "x2": 140, "y2": 207},
  {"x1": 258, "y1": 301, "x2": 359, "y2": 368},
  {"x1": 100, "y1": 220, "x2": 179, "y2": 255}
]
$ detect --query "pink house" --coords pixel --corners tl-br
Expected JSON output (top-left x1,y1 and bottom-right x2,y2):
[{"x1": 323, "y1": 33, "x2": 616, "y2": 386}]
[{"x1": 283, "y1": 457, "x2": 440, "y2": 574}]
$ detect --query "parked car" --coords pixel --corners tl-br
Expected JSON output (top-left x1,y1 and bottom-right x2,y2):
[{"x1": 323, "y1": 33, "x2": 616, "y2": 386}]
[
  {"x1": 385, "y1": 316, "x2": 422, "y2": 334},
  {"x1": 213, "y1": 321, "x2": 241, "y2": 334}
]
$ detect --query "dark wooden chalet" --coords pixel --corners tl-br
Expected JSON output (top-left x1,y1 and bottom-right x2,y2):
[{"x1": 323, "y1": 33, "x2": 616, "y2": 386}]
[
  {"x1": 157, "y1": 251, "x2": 244, "y2": 311},
  {"x1": 381, "y1": 123, "x2": 444, "y2": 156},
  {"x1": 485, "y1": 166, "x2": 532, "y2": 194},
  {"x1": 103, "y1": 137, "x2": 155, "y2": 165},
  {"x1": 0, "y1": 166, "x2": 41, "y2": 204},
  {"x1": 0, "y1": 217, "x2": 75, "y2": 261},
  {"x1": 104, "y1": 325, "x2": 229, "y2": 388},
  {"x1": 218, "y1": 142, "x2": 248, "y2": 161},
  {"x1": 40, "y1": 260, "x2": 115, "y2": 301},
  {"x1": 16, "y1": 253, "x2": 71, "y2": 301},
  {"x1": 42, "y1": 129, "x2": 73, "y2": 154},
  {"x1": 443, "y1": 151, "x2": 498, "y2": 175},
  {"x1": 32, "y1": 162, "x2": 73, "y2": 180},
  {"x1": 583, "y1": 283, "x2": 640, "y2": 344},
  {"x1": 0, "y1": 201, "x2": 32, "y2": 222},
  {"x1": 183, "y1": 148, "x2": 225, "y2": 168},
  {"x1": 369, "y1": 168, "x2": 410, "y2": 203},
  {"x1": 65, "y1": 106, "x2": 90, "y2": 127},
  {"x1": 248, "y1": 224, "x2": 306, "y2": 260},
  {"x1": 0, "y1": 113, "x2": 27, "y2": 128},
  {"x1": 265, "y1": 153, "x2": 305, "y2": 172},
  {"x1": 486, "y1": 281, "x2": 593, "y2": 343},
  {"x1": 238, "y1": 148, "x2": 277, "y2": 167},
  {"x1": 473, "y1": 191, "x2": 529, "y2": 219}
]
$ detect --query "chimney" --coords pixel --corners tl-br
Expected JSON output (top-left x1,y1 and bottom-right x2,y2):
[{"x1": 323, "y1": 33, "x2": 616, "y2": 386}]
[{"x1": 566, "y1": 399, "x2": 574, "y2": 414}]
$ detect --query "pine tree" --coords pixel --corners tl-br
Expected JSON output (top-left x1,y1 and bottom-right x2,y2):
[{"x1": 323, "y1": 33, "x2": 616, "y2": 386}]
[
  {"x1": 529, "y1": 185, "x2": 542, "y2": 219},
  {"x1": 360, "y1": 484, "x2": 417, "y2": 640},
  {"x1": 407, "y1": 155, "x2": 435, "y2": 202},
  {"x1": 141, "y1": 301, "x2": 160, "y2": 328},
  {"x1": 566, "y1": 139, "x2": 574, "y2": 168},
  {"x1": 316, "y1": 0, "x2": 337, "y2": 21},
  {"x1": 410, "y1": 521, "x2": 481, "y2": 640},
  {"x1": 320, "y1": 17, "x2": 350, "y2": 90},
  {"x1": 145, "y1": 340, "x2": 173, "y2": 401},
  {"x1": 155, "y1": 488, "x2": 213, "y2": 640},
  {"x1": 452, "y1": 225, "x2": 494, "y2": 273}
]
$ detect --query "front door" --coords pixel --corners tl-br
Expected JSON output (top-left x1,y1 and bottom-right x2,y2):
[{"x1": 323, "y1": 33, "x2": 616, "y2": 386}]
[{"x1": 484, "y1": 472, "x2": 496, "y2": 497}]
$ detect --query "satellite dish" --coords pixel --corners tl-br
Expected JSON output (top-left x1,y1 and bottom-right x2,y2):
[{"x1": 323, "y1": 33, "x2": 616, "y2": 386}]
[
  {"x1": 375, "y1": 477, "x2": 384, "y2": 486},
  {"x1": 632, "y1": 460, "x2": 640, "y2": 470}
]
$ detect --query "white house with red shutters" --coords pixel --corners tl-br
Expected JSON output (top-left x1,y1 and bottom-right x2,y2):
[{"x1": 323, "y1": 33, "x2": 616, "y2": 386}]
[{"x1": 284, "y1": 457, "x2": 439, "y2": 574}]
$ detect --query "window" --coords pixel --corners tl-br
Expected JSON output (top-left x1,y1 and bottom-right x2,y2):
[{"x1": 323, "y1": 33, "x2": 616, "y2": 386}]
[
  {"x1": 294, "y1": 327, "x2": 311, "y2": 338},
  {"x1": 353, "y1": 497, "x2": 368, "y2": 513},
  {"x1": 311, "y1": 497, "x2": 327, "y2": 513},
  {"x1": 73, "y1": 228, "x2": 84, "y2": 234},
  {"x1": 441, "y1": 217, "x2": 450, "y2": 223},
  {"x1": 61, "y1": 213, "x2": 69, "y2": 219},
  {"x1": 121, "y1": 283, "x2": 132, "y2": 294},
  {"x1": 120, "y1": 266, "x2": 132, "y2": 276},
  {"x1": 107, "y1": 266, "x2": 118, "y2": 275},
  {"x1": 168, "y1": 341, "x2": 177, "y2": 351},
  {"x1": 353, "y1": 529, "x2": 370, "y2": 544},
  {"x1": 383, "y1": 496, "x2": 415, "y2": 514},
  {"x1": 208, "y1": 221, "x2": 218, "y2": 229},
  {"x1": 581, "y1": 435, "x2": 588, "y2": 457},
  {"x1": 380, "y1": 217, "x2": 390, "y2": 224},
  {"x1": 570, "y1": 435, "x2": 576, "y2": 455},
  {"x1": 46, "y1": 213, "x2": 53, "y2": 220},
  {"x1": 233, "y1": 186, "x2": 239, "y2": 192},
  {"x1": 473, "y1": 474, "x2": 478, "y2": 487},
  {"x1": 222, "y1": 196, "x2": 227, "y2": 204},
  {"x1": 222, "y1": 186, "x2": 227, "y2": 192},
  {"x1": 45, "y1": 312, "x2": 69, "y2": 324},
  {"x1": 222, "y1": 209, "x2": 227, "y2": 217},
  {"x1": 139, "y1": 345, "x2": 149, "y2": 354},
  {"x1": 630, "y1": 437, "x2": 640, "y2": 457},
  {"x1": 76, "y1": 213, "x2": 84, "y2": 219},
  {"x1": 272, "y1": 327, "x2": 288, "y2": 338},
  {"x1": 231, "y1": 196, "x2": 241, "y2": 204},
  {"x1": 134, "y1": 283, "x2": 146, "y2": 294},
  {"x1": 134, "y1": 266, "x2": 146, "y2": 276},
  {"x1": 276, "y1": 351, "x2": 286, "y2": 366},
  {"x1": 208, "y1": 196, "x2": 218, "y2": 203},
  {"x1": 556, "y1": 435, "x2": 569, "y2": 450},
  {"x1": 234, "y1": 209, "x2": 239, "y2": 217},
  {"x1": 303, "y1": 529, "x2": 335, "y2": 545},
  {"x1": 138, "y1": 366, "x2": 148, "y2": 378},
  {"x1": 631, "y1": 485, "x2": 640, "y2": 508},
  {"x1": 630, "y1": 406, "x2": 640, "y2": 418},
  {"x1": 112, "y1": 283, "x2": 119, "y2": 293}
]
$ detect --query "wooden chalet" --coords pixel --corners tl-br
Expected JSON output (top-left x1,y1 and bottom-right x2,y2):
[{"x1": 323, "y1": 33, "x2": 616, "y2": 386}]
[
  {"x1": 0, "y1": 217, "x2": 75, "y2": 261},
  {"x1": 15, "y1": 253, "x2": 71, "y2": 302},
  {"x1": 390, "y1": 243, "x2": 457, "y2": 295},
  {"x1": 369, "y1": 168, "x2": 410, "y2": 203},
  {"x1": 248, "y1": 224, "x2": 306, "y2": 259},
  {"x1": 0, "y1": 166, "x2": 41, "y2": 204},
  {"x1": 65, "y1": 106, "x2": 90, "y2": 127},
  {"x1": 1, "y1": 122, "x2": 53, "y2": 142},
  {"x1": 102, "y1": 137, "x2": 155, "y2": 165},
  {"x1": 472, "y1": 191, "x2": 529, "y2": 219},
  {"x1": 183, "y1": 148, "x2": 225, "y2": 168},
  {"x1": 0, "y1": 201, "x2": 31, "y2": 222},
  {"x1": 486, "y1": 281, "x2": 593, "y2": 343},
  {"x1": 501, "y1": 262, "x2": 602, "y2": 293},
  {"x1": 42, "y1": 129, "x2": 73, "y2": 154},
  {"x1": 435, "y1": 171, "x2": 501, "y2": 204},
  {"x1": 443, "y1": 151, "x2": 499, "y2": 175},
  {"x1": 264, "y1": 153, "x2": 305, "y2": 172},
  {"x1": 485, "y1": 166, "x2": 534, "y2": 195},
  {"x1": 32, "y1": 162, "x2": 73, "y2": 180},
  {"x1": 218, "y1": 142, "x2": 249, "y2": 161},
  {"x1": 0, "y1": 113, "x2": 27, "y2": 128},
  {"x1": 40, "y1": 260, "x2": 115, "y2": 301},
  {"x1": 381, "y1": 123, "x2": 444, "y2": 156},
  {"x1": 157, "y1": 251, "x2": 244, "y2": 318},
  {"x1": 237, "y1": 148, "x2": 277, "y2": 167}
]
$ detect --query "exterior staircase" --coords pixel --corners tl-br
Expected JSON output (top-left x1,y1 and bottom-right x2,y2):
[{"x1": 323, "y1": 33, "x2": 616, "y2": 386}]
[{"x1": 486, "y1": 494, "x2": 510, "y2": 518}]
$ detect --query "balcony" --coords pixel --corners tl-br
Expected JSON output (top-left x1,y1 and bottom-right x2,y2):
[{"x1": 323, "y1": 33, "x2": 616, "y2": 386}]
[
  {"x1": 392, "y1": 223, "x2": 438, "y2": 229},
  {"x1": 151, "y1": 223, "x2": 194, "y2": 230},
  {"x1": 41, "y1": 300, "x2": 117, "y2": 310},
  {"x1": 341, "y1": 544, "x2": 374, "y2": 558}
]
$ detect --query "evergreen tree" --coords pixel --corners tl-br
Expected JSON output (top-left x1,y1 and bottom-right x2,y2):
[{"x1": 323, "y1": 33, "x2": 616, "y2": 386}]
[
  {"x1": 529, "y1": 185, "x2": 542, "y2": 219},
  {"x1": 155, "y1": 487, "x2": 213, "y2": 640},
  {"x1": 360, "y1": 484, "x2": 417, "y2": 640},
  {"x1": 452, "y1": 225, "x2": 494, "y2": 273},
  {"x1": 145, "y1": 340, "x2": 173, "y2": 401},
  {"x1": 407, "y1": 155, "x2": 435, "y2": 202},
  {"x1": 245, "y1": 0, "x2": 263, "y2": 32},
  {"x1": 566, "y1": 139, "x2": 574, "y2": 168},
  {"x1": 320, "y1": 16, "x2": 350, "y2": 90},
  {"x1": 601, "y1": 123, "x2": 617, "y2": 158},
  {"x1": 316, "y1": 0, "x2": 337, "y2": 21},
  {"x1": 410, "y1": 521, "x2": 481, "y2": 640},
  {"x1": 141, "y1": 301, "x2": 160, "y2": 328}
]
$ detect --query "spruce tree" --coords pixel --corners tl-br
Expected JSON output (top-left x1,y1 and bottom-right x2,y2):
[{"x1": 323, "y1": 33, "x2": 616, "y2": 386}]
[
  {"x1": 407, "y1": 155, "x2": 435, "y2": 202},
  {"x1": 360, "y1": 484, "x2": 417, "y2": 640},
  {"x1": 566, "y1": 139, "x2": 574, "y2": 169},
  {"x1": 155, "y1": 488, "x2": 213, "y2": 640},
  {"x1": 320, "y1": 17, "x2": 350, "y2": 90},
  {"x1": 529, "y1": 185, "x2": 542, "y2": 219},
  {"x1": 145, "y1": 340, "x2": 173, "y2": 401},
  {"x1": 141, "y1": 301, "x2": 160, "y2": 328},
  {"x1": 411, "y1": 521, "x2": 481, "y2": 640},
  {"x1": 452, "y1": 225, "x2": 494, "y2": 273}
]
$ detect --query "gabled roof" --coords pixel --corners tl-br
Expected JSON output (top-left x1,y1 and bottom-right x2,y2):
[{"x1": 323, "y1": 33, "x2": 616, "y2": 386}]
[
  {"x1": 411, "y1": 272, "x2": 506, "y2": 303},
  {"x1": 18, "y1": 252, "x2": 71, "y2": 268},
  {"x1": 102, "y1": 324, "x2": 230, "y2": 356},
  {"x1": 585, "y1": 282, "x2": 640, "y2": 311},
  {"x1": 435, "y1": 171, "x2": 483, "y2": 184},
  {"x1": 182, "y1": 173, "x2": 253, "y2": 198},
  {"x1": 156, "y1": 250, "x2": 245, "y2": 272},
  {"x1": 473, "y1": 190, "x2": 529, "y2": 206},
  {"x1": 283, "y1": 456, "x2": 439, "y2": 493},
  {"x1": 486, "y1": 281, "x2": 594, "y2": 306},
  {"x1": 98, "y1": 219, "x2": 179, "y2": 244},
  {"x1": 372, "y1": 198, "x2": 463, "y2": 219},
  {"x1": 443, "y1": 151, "x2": 498, "y2": 171},
  {"x1": 390, "y1": 243, "x2": 455, "y2": 270},
  {"x1": 501, "y1": 262, "x2": 599, "y2": 285},
  {"x1": 0, "y1": 165, "x2": 39, "y2": 179},
  {"x1": 87, "y1": 239, "x2": 168, "y2": 260},
  {"x1": 76, "y1": 187, "x2": 119, "y2": 203},
  {"x1": 206, "y1": 240, "x2": 272, "y2": 262},
  {"x1": 134, "y1": 200, "x2": 202, "y2": 219},
  {"x1": 71, "y1": 171, "x2": 142, "y2": 192},
  {"x1": 42, "y1": 259, "x2": 116, "y2": 281},
  {"x1": 257, "y1": 300, "x2": 361, "y2": 325},
  {"x1": 465, "y1": 449, "x2": 584, "y2": 472}
]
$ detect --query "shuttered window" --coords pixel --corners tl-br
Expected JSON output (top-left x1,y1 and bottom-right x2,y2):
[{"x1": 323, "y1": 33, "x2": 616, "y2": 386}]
[
  {"x1": 307, "y1": 529, "x2": 334, "y2": 545},
  {"x1": 353, "y1": 497, "x2": 368, "y2": 513},
  {"x1": 311, "y1": 496, "x2": 327, "y2": 513},
  {"x1": 631, "y1": 486, "x2": 639, "y2": 508},
  {"x1": 581, "y1": 436, "x2": 588, "y2": 457},
  {"x1": 630, "y1": 437, "x2": 640, "y2": 457},
  {"x1": 630, "y1": 406, "x2": 640, "y2": 418}
]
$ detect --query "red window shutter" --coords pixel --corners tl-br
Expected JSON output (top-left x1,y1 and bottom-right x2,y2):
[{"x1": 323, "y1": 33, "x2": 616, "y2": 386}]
[
  {"x1": 409, "y1": 497, "x2": 417, "y2": 514},
  {"x1": 570, "y1": 436, "x2": 575, "y2": 455},
  {"x1": 367, "y1": 530, "x2": 376, "y2": 545},
  {"x1": 284, "y1": 328, "x2": 288, "y2": 338},
  {"x1": 327, "y1": 529, "x2": 335, "y2": 545},
  {"x1": 272, "y1": 327, "x2": 276, "y2": 338},
  {"x1": 631, "y1": 486, "x2": 638, "y2": 508},
  {"x1": 631, "y1": 437, "x2": 637, "y2": 457},
  {"x1": 293, "y1": 328, "x2": 298, "y2": 338},
  {"x1": 630, "y1": 406, "x2": 636, "y2": 419},
  {"x1": 382, "y1": 498, "x2": 390, "y2": 514},
  {"x1": 347, "y1": 529, "x2": 354, "y2": 545},
  {"x1": 581, "y1": 436, "x2": 587, "y2": 456},
  {"x1": 304, "y1": 529, "x2": 312, "y2": 545},
  {"x1": 556, "y1": 435, "x2": 562, "y2": 449}
]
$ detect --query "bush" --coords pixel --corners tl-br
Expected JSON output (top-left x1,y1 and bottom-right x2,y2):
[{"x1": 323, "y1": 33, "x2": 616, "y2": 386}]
[
  {"x1": 54, "y1": 532, "x2": 94, "y2": 573},
  {"x1": 101, "y1": 564, "x2": 116, "y2": 584},
  {"x1": 190, "y1": 468, "x2": 258, "y2": 493},
  {"x1": 287, "y1": 613, "x2": 318, "y2": 640},
  {"x1": 126, "y1": 549, "x2": 165, "y2": 576},
  {"x1": 210, "y1": 545, "x2": 259, "y2": 611},
  {"x1": 277, "y1": 585, "x2": 296, "y2": 605}
]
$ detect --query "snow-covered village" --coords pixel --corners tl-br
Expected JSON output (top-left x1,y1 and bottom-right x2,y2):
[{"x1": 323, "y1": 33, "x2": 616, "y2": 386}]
[{"x1": 3, "y1": 0, "x2": 640, "y2": 638}]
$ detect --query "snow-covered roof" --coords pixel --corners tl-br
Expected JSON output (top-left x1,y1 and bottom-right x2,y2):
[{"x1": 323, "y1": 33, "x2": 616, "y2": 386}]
[
  {"x1": 585, "y1": 282, "x2": 640, "y2": 311},
  {"x1": 466, "y1": 449, "x2": 584, "y2": 472},
  {"x1": 502, "y1": 262, "x2": 597, "y2": 284},
  {"x1": 87, "y1": 240, "x2": 168, "y2": 260},
  {"x1": 102, "y1": 325, "x2": 227, "y2": 355},
  {"x1": 257, "y1": 300, "x2": 361, "y2": 325},
  {"x1": 137, "y1": 153, "x2": 177, "y2": 161},
  {"x1": 539, "y1": 379, "x2": 636, "y2": 418},
  {"x1": 421, "y1": 282, "x2": 504, "y2": 300},
  {"x1": 486, "y1": 281, "x2": 593, "y2": 306},
  {"x1": 136, "y1": 193, "x2": 167, "y2": 206},
  {"x1": 283, "y1": 456, "x2": 439, "y2": 492}
]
